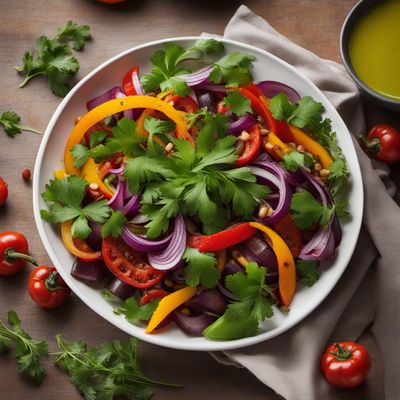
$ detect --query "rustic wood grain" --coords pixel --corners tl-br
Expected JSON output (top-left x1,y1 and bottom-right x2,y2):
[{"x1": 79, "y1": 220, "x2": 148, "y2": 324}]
[{"x1": 0, "y1": 0, "x2": 387, "y2": 399}]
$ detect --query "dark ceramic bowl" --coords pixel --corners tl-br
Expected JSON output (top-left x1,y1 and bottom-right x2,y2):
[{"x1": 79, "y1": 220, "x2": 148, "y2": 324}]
[{"x1": 340, "y1": 0, "x2": 400, "y2": 112}]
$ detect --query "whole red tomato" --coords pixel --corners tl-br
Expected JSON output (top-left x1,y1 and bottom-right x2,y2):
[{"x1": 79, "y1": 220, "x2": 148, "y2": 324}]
[
  {"x1": 361, "y1": 124, "x2": 400, "y2": 164},
  {"x1": 0, "y1": 176, "x2": 8, "y2": 206},
  {"x1": 321, "y1": 341, "x2": 371, "y2": 389},
  {"x1": 0, "y1": 231, "x2": 38, "y2": 276},
  {"x1": 28, "y1": 266, "x2": 71, "y2": 309}
]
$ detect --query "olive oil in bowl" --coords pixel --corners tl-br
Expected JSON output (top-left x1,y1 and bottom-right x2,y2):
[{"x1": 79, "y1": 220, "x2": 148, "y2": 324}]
[{"x1": 349, "y1": 0, "x2": 400, "y2": 101}]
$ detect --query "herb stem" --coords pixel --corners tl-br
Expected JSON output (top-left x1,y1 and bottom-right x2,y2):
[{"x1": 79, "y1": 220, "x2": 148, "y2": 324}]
[{"x1": 19, "y1": 72, "x2": 43, "y2": 88}]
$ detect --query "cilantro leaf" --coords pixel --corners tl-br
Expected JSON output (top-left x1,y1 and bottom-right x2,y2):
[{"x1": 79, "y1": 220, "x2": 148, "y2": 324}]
[
  {"x1": 209, "y1": 51, "x2": 255, "y2": 87},
  {"x1": 223, "y1": 92, "x2": 252, "y2": 117},
  {"x1": 204, "y1": 263, "x2": 273, "y2": 340},
  {"x1": 141, "y1": 39, "x2": 224, "y2": 95},
  {"x1": 296, "y1": 260, "x2": 320, "y2": 287},
  {"x1": 89, "y1": 130, "x2": 107, "y2": 149},
  {"x1": 114, "y1": 297, "x2": 159, "y2": 323},
  {"x1": 0, "y1": 111, "x2": 42, "y2": 137},
  {"x1": 0, "y1": 310, "x2": 48, "y2": 385},
  {"x1": 40, "y1": 176, "x2": 111, "y2": 239},
  {"x1": 282, "y1": 151, "x2": 314, "y2": 172},
  {"x1": 102, "y1": 210, "x2": 127, "y2": 238},
  {"x1": 70, "y1": 143, "x2": 90, "y2": 168},
  {"x1": 55, "y1": 335, "x2": 178, "y2": 400},
  {"x1": 269, "y1": 93, "x2": 296, "y2": 120},
  {"x1": 55, "y1": 21, "x2": 91, "y2": 51},
  {"x1": 290, "y1": 191, "x2": 335, "y2": 229},
  {"x1": 183, "y1": 247, "x2": 219, "y2": 288},
  {"x1": 144, "y1": 116, "x2": 175, "y2": 155},
  {"x1": 16, "y1": 36, "x2": 79, "y2": 96}
]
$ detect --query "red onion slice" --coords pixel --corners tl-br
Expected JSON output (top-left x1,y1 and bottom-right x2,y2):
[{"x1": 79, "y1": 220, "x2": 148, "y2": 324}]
[
  {"x1": 250, "y1": 164, "x2": 292, "y2": 225},
  {"x1": 180, "y1": 66, "x2": 213, "y2": 86},
  {"x1": 227, "y1": 114, "x2": 256, "y2": 135},
  {"x1": 122, "y1": 194, "x2": 141, "y2": 219},
  {"x1": 87, "y1": 86, "x2": 124, "y2": 110},
  {"x1": 192, "y1": 81, "x2": 228, "y2": 93},
  {"x1": 257, "y1": 80, "x2": 301, "y2": 103},
  {"x1": 131, "y1": 68, "x2": 145, "y2": 95},
  {"x1": 121, "y1": 227, "x2": 172, "y2": 252},
  {"x1": 107, "y1": 176, "x2": 124, "y2": 210},
  {"x1": 147, "y1": 214, "x2": 186, "y2": 271},
  {"x1": 197, "y1": 92, "x2": 215, "y2": 112}
]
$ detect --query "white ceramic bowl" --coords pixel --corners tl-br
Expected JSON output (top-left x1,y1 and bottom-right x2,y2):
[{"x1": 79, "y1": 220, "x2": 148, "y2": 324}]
[{"x1": 33, "y1": 37, "x2": 363, "y2": 351}]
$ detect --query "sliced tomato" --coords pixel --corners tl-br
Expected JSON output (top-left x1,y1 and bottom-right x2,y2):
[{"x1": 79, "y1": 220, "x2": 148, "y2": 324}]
[
  {"x1": 122, "y1": 66, "x2": 139, "y2": 96},
  {"x1": 165, "y1": 94, "x2": 198, "y2": 113},
  {"x1": 102, "y1": 237, "x2": 165, "y2": 289},
  {"x1": 273, "y1": 214, "x2": 302, "y2": 258},
  {"x1": 236, "y1": 124, "x2": 262, "y2": 166},
  {"x1": 217, "y1": 100, "x2": 230, "y2": 114}
]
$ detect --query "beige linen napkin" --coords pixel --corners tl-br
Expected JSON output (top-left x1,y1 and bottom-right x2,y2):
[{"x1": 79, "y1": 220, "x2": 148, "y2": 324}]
[{"x1": 209, "y1": 6, "x2": 400, "y2": 400}]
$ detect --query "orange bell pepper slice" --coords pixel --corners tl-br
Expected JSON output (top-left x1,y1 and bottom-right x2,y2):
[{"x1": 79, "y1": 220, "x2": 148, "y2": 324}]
[
  {"x1": 146, "y1": 286, "x2": 197, "y2": 333},
  {"x1": 81, "y1": 158, "x2": 114, "y2": 199},
  {"x1": 64, "y1": 95, "x2": 193, "y2": 176},
  {"x1": 249, "y1": 222, "x2": 296, "y2": 307},
  {"x1": 262, "y1": 131, "x2": 291, "y2": 159},
  {"x1": 289, "y1": 125, "x2": 333, "y2": 169},
  {"x1": 61, "y1": 220, "x2": 102, "y2": 261}
]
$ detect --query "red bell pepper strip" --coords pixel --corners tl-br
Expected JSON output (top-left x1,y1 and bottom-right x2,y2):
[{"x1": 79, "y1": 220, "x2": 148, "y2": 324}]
[
  {"x1": 236, "y1": 123, "x2": 262, "y2": 166},
  {"x1": 164, "y1": 94, "x2": 198, "y2": 113},
  {"x1": 239, "y1": 84, "x2": 294, "y2": 143},
  {"x1": 122, "y1": 66, "x2": 139, "y2": 96},
  {"x1": 187, "y1": 223, "x2": 257, "y2": 252}
]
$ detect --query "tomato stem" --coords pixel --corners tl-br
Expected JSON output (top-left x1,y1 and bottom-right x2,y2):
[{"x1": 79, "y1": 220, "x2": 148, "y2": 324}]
[
  {"x1": 330, "y1": 342, "x2": 353, "y2": 360},
  {"x1": 45, "y1": 271, "x2": 63, "y2": 291},
  {"x1": 358, "y1": 135, "x2": 381, "y2": 154},
  {"x1": 4, "y1": 247, "x2": 38, "y2": 266}
]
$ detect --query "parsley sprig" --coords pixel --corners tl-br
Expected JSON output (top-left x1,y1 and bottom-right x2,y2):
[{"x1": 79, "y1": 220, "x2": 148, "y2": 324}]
[
  {"x1": 15, "y1": 21, "x2": 91, "y2": 96},
  {"x1": 113, "y1": 297, "x2": 160, "y2": 323},
  {"x1": 40, "y1": 175, "x2": 111, "y2": 240},
  {"x1": 126, "y1": 123, "x2": 269, "y2": 238},
  {"x1": 269, "y1": 93, "x2": 350, "y2": 216},
  {"x1": 0, "y1": 310, "x2": 48, "y2": 385},
  {"x1": 204, "y1": 263, "x2": 274, "y2": 340},
  {"x1": 296, "y1": 260, "x2": 320, "y2": 287},
  {"x1": 0, "y1": 111, "x2": 42, "y2": 137},
  {"x1": 140, "y1": 39, "x2": 224, "y2": 96}
]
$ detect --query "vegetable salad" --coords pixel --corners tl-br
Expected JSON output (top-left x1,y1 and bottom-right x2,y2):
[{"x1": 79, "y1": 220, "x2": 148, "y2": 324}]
[{"x1": 40, "y1": 39, "x2": 349, "y2": 341}]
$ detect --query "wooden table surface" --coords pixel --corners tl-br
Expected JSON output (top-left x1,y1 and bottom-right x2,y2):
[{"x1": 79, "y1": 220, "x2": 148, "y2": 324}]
[{"x1": 0, "y1": 0, "x2": 390, "y2": 399}]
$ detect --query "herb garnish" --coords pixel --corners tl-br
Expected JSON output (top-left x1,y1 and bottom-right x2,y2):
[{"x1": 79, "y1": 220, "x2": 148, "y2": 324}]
[{"x1": 0, "y1": 111, "x2": 42, "y2": 137}]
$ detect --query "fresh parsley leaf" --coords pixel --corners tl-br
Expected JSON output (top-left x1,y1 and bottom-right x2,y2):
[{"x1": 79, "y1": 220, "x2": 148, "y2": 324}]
[
  {"x1": 290, "y1": 191, "x2": 335, "y2": 229},
  {"x1": 296, "y1": 260, "x2": 320, "y2": 287},
  {"x1": 209, "y1": 51, "x2": 255, "y2": 87},
  {"x1": 223, "y1": 92, "x2": 252, "y2": 117},
  {"x1": 282, "y1": 150, "x2": 314, "y2": 172},
  {"x1": 0, "y1": 310, "x2": 48, "y2": 385},
  {"x1": 141, "y1": 39, "x2": 224, "y2": 95},
  {"x1": 55, "y1": 21, "x2": 91, "y2": 51},
  {"x1": 204, "y1": 263, "x2": 273, "y2": 340},
  {"x1": 114, "y1": 297, "x2": 159, "y2": 323},
  {"x1": 40, "y1": 176, "x2": 111, "y2": 239},
  {"x1": 268, "y1": 93, "x2": 295, "y2": 120},
  {"x1": 0, "y1": 111, "x2": 42, "y2": 137},
  {"x1": 144, "y1": 116, "x2": 175, "y2": 155},
  {"x1": 183, "y1": 247, "x2": 219, "y2": 288},
  {"x1": 89, "y1": 130, "x2": 107, "y2": 149},
  {"x1": 102, "y1": 210, "x2": 127, "y2": 238},
  {"x1": 55, "y1": 335, "x2": 179, "y2": 400},
  {"x1": 15, "y1": 22, "x2": 90, "y2": 96},
  {"x1": 70, "y1": 144, "x2": 90, "y2": 168}
]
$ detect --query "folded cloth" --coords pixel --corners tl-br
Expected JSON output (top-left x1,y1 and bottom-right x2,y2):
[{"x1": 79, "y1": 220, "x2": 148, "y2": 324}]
[{"x1": 209, "y1": 6, "x2": 400, "y2": 400}]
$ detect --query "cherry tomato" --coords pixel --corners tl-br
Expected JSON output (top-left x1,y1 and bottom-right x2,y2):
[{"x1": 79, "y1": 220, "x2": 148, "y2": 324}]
[
  {"x1": 28, "y1": 266, "x2": 71, "y2": 309},
  {"x1": 102, "y1": 237, "x2": 165, "y2": 289},
  {"x1": 0, "y1": 176, "x2": 8, "y2": 206},
  {"x1": 273, "y1": 214, "x2": 302, "y2": 258},
  {"x1": 22, "y1": 168, "x2": 31, "y2": 181},
  {"x1": 321, "y1": 341, "x2": 371, "y2": 389},
  {"x1": 236, "y1": 124, "x2": 262, "y2": 166},
  {"x1": 361, "y1": 124, "x2": 400, "y2": 164},
  {"x1": 0, "y1": 231, "x2": 38, "y2": 276},
  {"x1": 122, "y1": 66, "x2": 139, "y2": 96}
]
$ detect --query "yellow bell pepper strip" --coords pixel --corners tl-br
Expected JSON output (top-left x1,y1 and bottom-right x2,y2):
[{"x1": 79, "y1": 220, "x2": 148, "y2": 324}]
[
  {"x1": 231, "y1": 247, "x2": 248, "y2": 268},
  {"x1": 81, "y1": 158, "x2": 114, "y2": 199},
  {"x1": 60, "y1": 220, "x2": 102, "y2": 261},
  {"x1": 262, "y1": 132, "x2": 290, "y2": 160},
  {"x1": 146, "y1": 286, "x2": 197, "y2": 333},
  {"x1": 249, "y1": 222, "x2": 296, "y2": 307},
  {"x1": 64, "y1": 95, "x2": 193, "y2": 176},
  {"x1": 289, "y1": 125, "x2": 333, "y2": 169},
  {"x1": 216, "y1": 249, "x2": 227, "y2": 272},
  {"x1": 136, "y1": 108, "x2": 167, "y2": 147}
]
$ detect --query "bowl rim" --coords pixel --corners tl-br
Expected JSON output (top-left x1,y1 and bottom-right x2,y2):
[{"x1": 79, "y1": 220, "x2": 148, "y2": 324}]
[
  {"x1": 33, "y1": 36, "x2": 364, "y2": 351},
  {"x1": 340, "y1": 0, "x2": 400, "y2": 107}
]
